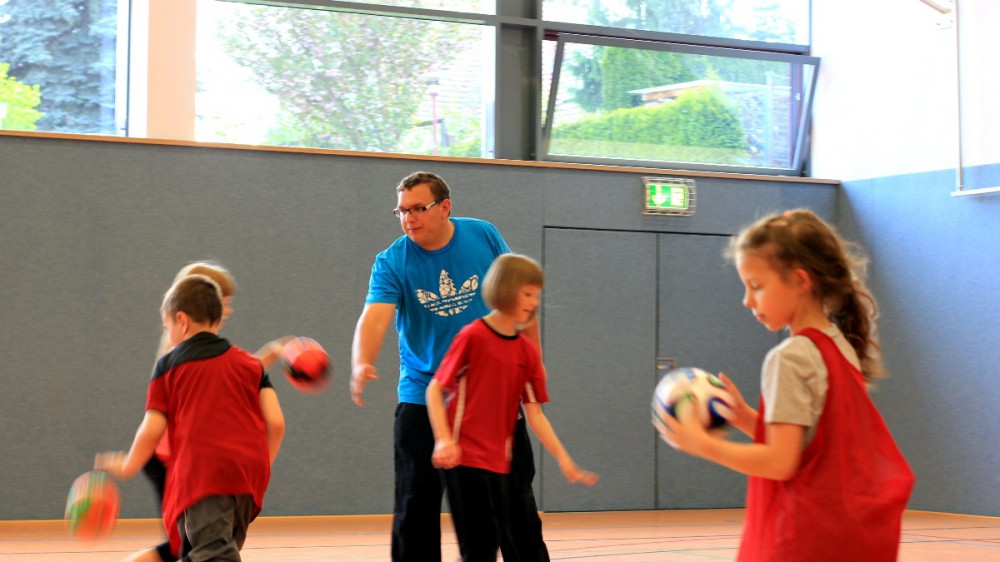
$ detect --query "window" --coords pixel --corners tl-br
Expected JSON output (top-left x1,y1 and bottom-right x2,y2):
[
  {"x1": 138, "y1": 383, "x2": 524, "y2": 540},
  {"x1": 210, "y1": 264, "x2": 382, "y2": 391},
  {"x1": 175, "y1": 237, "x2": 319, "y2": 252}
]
[
  {"x1": 0, "y1": 0, "x2": 818, "y2": 175},
  {"x1": 542, "y1": 0, "x2": 809, "y2": 46},
  {"x1": 542, "y1": 34, "x2": 818, "y2": 174},
  {"x1": 316, "y1": 0, "x2": 494, "y2": 14},
  {"x1": 0, "y1": 0, "x2": 123, "y2": 134},
  {"x1": 196, "y1": 1, "x2": 493, "y2": 156}
]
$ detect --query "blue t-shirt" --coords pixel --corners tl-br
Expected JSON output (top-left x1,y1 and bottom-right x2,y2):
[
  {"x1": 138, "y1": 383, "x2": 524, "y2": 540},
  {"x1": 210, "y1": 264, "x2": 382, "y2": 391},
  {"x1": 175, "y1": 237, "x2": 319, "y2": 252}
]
[{"x1": 365, "y1": 217, "x2": 511, "y2": 404}]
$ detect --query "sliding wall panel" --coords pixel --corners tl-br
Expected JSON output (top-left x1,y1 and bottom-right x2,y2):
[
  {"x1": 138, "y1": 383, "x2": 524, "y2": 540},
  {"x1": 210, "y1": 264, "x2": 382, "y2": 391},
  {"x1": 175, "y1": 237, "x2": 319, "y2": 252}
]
[{"x1": 541, "y1": 227, "x2": 658, "y2": 511}]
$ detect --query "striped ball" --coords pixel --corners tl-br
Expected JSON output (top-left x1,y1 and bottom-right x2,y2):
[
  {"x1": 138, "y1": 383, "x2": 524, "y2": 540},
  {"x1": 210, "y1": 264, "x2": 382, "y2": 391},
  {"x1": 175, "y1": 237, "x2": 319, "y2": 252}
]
[
  {"x1": 65, "y1": 470, "x2": 120, "y2": 539},
  {"x1": 651, "y1": 367, "x2": 733, "y2": 448}
]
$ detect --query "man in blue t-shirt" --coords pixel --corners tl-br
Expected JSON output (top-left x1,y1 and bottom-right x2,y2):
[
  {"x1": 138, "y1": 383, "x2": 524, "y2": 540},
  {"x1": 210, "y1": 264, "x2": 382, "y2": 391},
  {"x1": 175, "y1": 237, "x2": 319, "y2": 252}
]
[{"x1": 351, "y1": 171, "x2": 549, "y2": 562}]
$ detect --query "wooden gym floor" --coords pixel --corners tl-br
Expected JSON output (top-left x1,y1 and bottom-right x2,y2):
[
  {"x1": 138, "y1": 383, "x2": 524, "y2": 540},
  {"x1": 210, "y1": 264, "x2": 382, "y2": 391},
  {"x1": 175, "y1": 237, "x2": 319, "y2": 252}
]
[{"x1": 2, "y1": 509, "x2": 998, "y2": 561}]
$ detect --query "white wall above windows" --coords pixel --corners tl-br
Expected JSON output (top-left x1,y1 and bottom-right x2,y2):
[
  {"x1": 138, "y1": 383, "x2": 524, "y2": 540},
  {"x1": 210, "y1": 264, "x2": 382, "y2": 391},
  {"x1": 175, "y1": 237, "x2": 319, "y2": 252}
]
[{"x1": 811, "y1": 0, "x2": 1000, "y2": 183}]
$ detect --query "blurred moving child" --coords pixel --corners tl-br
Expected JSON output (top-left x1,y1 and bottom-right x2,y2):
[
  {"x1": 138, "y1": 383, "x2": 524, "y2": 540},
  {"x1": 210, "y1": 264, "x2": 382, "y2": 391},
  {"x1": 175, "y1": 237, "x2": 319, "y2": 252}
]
[
  {"x1": 125, "y1": 262, "x2": 288, "y2": 562},
  {"x1": 427, "y1": 253, "x2": 598, "y2": 562},
  {"x1": 97, "y1": 274, "x2": 282, "y2": 561},
  {"x1": 660, "y1": 209, "x2": 914, "y2": 562}
]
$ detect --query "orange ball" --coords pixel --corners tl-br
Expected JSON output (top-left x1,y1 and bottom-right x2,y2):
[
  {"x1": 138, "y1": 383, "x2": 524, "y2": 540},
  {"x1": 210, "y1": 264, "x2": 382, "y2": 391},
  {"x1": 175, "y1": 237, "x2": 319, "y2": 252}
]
[
  {"x1": 65, "y1": 470, "x2": 120, "y2": 539},
  {"x1": 281, "y1": 337, "x2": 331, "y2": 393}
]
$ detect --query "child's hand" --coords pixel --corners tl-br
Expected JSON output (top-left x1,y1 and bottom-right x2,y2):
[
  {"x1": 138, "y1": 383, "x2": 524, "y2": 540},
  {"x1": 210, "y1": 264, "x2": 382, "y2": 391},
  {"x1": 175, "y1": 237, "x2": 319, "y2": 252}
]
[
  {"x1": 431, "y1": 439, "x2": 460, "y2": 469},
  {"x1": 559, "y1": 459, "x2": 599, "y2": 487},
  {"x1": 255, "y1": 335, "x2": 297, "y2": 370},
  {"x1": 93, "y1": 451, "x2": 128, "y2": 480},
  {"x1": 719, "y1": 373, "x2": 755, "y2": 429},
  {"x1": 657, "y1": 394, "x2": 712, "y2": 456}
]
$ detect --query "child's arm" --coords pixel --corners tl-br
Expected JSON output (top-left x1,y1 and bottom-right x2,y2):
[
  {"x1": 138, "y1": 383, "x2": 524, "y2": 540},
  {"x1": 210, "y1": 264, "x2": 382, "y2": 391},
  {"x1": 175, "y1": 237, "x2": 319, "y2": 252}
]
[
  {"x1": 252, "y1": 340, "x2": 291, "y2": 464},
  {"x1": 523, "y1": 402, "x2": 599, "y2": 486},
  {"x1": 661, "y1": 401, "x2": 804, "y2": 481},
  {"x1": 259, "y1": 387, "x2": 286, "y2": 465},
  {"x1": 254, "y1": 336, "x2": 296, "y2": 371},
  {"x1": 426, "y1": 379, "x2": 460, "y2": 469},
  {"x1": 94, "y1": 410, "x2": 167, "y2": 480}
]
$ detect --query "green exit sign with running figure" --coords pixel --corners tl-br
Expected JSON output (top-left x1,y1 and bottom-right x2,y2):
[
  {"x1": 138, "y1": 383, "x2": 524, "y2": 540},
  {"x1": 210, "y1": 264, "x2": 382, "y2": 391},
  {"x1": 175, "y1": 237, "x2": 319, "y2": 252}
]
[{"x1": 642, "y1": 177, "x2": 696, "y2": 216}]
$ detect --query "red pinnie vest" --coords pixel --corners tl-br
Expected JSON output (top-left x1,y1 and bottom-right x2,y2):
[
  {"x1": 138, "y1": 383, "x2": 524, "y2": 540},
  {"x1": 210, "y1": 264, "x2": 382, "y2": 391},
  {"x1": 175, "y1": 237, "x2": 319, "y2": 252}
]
[{"x1": 737, "y1": 328, "x2": 914, "y2": 562}]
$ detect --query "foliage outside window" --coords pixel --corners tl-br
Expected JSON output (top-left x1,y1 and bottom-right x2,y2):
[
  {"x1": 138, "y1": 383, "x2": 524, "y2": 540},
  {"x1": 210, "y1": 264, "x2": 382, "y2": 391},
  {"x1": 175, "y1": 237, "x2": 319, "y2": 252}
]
[
  {"x1": 542, "y1": 0, "x2": 809, "y2": 45},
  {"x1": 197, "y1": 1, "x2": 490, "y2": 157},
  {"x1": 318, "y1": 0, "x2": 494, "y2": 14},
  {"x1": 0, "y1": 63, "x2": 43, "y2": 130},
  {"x1": 0, "y1": 0, "x2": 119, "y2": 134}
]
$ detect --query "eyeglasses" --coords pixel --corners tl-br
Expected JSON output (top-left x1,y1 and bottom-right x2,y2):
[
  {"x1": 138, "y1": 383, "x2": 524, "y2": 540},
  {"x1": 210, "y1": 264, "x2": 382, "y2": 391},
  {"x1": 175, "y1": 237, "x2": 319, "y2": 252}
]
[{"x1": 392, "y1": 199, "x2": 444, "y2": 218}]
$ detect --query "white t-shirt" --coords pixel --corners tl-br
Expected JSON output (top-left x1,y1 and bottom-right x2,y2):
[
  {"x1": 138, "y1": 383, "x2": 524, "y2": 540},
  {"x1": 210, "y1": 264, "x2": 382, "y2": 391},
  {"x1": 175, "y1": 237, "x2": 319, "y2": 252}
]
[{"x1": 761, "y1": 325, "x2": 861, "y2": 445}]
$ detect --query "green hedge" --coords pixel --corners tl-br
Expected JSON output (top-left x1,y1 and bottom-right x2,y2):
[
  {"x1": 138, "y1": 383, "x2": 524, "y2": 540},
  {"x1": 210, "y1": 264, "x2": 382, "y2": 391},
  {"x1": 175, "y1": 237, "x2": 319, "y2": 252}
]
[{"x1": 552, "y1": 87, "x2": 748, "y2": 163}]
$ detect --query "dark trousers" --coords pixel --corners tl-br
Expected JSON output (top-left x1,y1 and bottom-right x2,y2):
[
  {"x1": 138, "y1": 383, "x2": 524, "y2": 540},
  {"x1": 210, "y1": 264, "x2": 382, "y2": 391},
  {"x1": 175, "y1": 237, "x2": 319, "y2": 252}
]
[
  {"x1": 391, "y1": 403, "x2": 549, "y2": 562},
  {"x1": 443, "y1": 466, "x2": 510, "y2": 562},
  {"x1": 142, "y1": 455, "x2": 184, "y2": 562},
  {"x1": 178, "y1": 494, "x2": 255, "y2": 562},
  {"x1": 392, "y1": 403, "x2": 444, "y2": 562},
  {"x1": 501, "y1": 414, "x2": 550, "y2": 562}
]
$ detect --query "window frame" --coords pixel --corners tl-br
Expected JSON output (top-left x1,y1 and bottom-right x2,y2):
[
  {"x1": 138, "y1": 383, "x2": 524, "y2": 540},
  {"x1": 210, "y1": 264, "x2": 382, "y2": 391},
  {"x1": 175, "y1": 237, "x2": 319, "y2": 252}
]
[
  {"x1": 22, "y1": 0, "x2": 809, "y2": 174},
  {"x1": 539, "y1": 31, "x2": 820, "y2": 176},
  {"x1": 224, "y1": 0, "x2": 815, "y2": 175}
]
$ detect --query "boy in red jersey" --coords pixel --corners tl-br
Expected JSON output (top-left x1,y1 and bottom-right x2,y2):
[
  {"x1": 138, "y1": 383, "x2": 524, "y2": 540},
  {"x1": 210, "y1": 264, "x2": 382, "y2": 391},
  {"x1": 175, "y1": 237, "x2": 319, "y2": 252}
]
[
  {"x1": 426, "y1": 254, "x2": 598, "y2": 562},
  {"x1": 96, "y1": 274, "x2": 280, "y2": 561}
]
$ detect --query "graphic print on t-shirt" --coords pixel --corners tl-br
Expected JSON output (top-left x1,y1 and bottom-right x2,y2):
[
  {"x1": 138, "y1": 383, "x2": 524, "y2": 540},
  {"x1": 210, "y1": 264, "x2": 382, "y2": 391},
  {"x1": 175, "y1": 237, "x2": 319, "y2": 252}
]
[{"x1": 417, "y1": 270, "x2": 479, "y2": 317}]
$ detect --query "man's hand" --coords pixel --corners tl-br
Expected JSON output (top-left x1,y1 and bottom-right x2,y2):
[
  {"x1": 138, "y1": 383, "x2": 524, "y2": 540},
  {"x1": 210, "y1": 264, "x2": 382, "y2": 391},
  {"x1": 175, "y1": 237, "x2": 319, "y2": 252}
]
[{"x1": 351, "y1": 363, "x2": 379, "y2": 406}]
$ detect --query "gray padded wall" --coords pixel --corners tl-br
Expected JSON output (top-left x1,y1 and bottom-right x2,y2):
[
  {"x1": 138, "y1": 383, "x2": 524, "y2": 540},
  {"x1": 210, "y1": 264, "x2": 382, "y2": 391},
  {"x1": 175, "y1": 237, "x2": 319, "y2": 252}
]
[
  {"x1": 839, "y1": 171, "x2": 1000, "y2": 517},
  {"x1": 537, "y1": 171, "x2": 836, "y2": 511},
  {"x1": 0, "y1": 134, "x2": 836, "y2": 520}
]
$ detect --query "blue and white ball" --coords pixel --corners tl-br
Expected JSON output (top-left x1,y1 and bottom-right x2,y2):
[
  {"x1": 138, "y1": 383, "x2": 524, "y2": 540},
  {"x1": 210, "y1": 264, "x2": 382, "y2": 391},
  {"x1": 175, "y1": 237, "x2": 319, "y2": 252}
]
[{"x1": 651, "y1": 367, "x2": 734, "y2": 447}]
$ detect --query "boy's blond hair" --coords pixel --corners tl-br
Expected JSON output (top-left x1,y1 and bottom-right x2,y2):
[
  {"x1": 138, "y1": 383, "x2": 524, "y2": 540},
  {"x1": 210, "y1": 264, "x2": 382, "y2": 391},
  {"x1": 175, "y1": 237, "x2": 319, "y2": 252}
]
[
  {"x1": 482, "y1": 254, "x2": 544, "y2": 314},
  {"x1": 174, "y1": 261, "x2": 236, "y2": 298}
]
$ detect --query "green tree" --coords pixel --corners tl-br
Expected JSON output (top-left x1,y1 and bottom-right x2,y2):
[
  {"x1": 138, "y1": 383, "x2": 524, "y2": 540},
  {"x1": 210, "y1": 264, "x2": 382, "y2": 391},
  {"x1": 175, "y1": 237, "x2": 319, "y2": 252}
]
[
  {"x1": 599, "y1": 47, "x2": 695, "y2": 111},
  {"x1": 0, "y1": 0, "x2": 118, "y2": 133},
  {"x1": 730, "y1": 0, "x2": 799, "y2": 44},
  {"x1": 561, "y1": 0, "x2": 795, "y2": 109},
  {"x1": 621, "y1": 0, "x2": 736, "y2": 36},
  {"x1": 0, "y1": 62, "x2": 43, "y2": 129},
  {"x1": 564, "y1": 47, "x2": 602, "y2": 113},
  {"x1": 218, "y1": 6, "x2": 468, "y2": 152}
]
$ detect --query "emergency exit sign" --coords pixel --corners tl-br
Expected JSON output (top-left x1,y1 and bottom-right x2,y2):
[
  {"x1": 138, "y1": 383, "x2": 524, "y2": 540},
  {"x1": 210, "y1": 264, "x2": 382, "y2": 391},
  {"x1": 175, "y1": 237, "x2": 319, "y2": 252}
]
[{"x1": 642, "y1": 177, "x2": 696, "y2": 216}]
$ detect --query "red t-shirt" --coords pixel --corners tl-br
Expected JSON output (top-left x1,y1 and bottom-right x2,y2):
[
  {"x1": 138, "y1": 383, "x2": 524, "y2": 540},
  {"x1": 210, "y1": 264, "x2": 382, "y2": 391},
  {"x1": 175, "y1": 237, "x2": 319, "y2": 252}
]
[
  {"x1": 738, "y1": 328, "x2": 914, "y2": 562},
  {"x1": 147, "y1": 332, "x2": 271, "y2": 554},
  {"x1": 434, "y1": 319, "x2": 549, "y2": 474}
]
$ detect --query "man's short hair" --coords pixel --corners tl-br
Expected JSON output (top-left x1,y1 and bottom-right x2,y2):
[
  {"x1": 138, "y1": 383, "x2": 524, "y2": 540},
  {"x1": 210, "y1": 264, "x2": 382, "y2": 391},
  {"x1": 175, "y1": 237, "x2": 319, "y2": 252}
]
[{"x1": 396, "y1": 171, "x2": 451, "y2": 201}]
